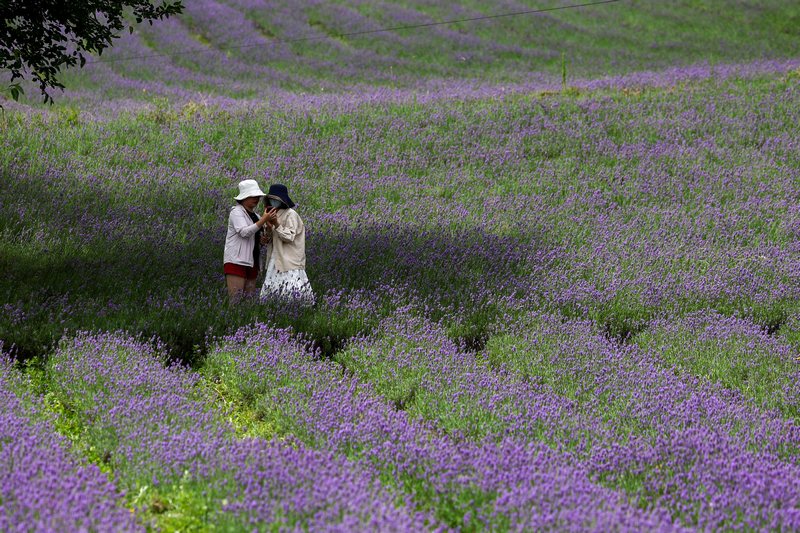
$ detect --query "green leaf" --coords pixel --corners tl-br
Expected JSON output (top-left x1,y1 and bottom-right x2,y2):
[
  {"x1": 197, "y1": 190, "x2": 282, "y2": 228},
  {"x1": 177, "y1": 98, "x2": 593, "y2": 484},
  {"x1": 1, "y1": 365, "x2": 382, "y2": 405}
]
[{"x1": 9, "y1": 84, "x2": 23, "y2": 101}]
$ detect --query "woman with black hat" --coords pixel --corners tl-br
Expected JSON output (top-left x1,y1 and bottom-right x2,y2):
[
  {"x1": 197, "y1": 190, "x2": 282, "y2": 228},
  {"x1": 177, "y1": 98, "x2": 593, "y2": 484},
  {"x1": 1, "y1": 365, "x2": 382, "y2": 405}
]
[{"x1": 260, "y1": 183, "x2": 314, "y2": 304}]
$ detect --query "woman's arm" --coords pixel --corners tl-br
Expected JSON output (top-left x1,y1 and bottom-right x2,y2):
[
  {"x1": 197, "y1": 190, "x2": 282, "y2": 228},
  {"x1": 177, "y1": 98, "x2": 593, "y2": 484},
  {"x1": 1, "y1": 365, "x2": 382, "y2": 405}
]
[{"x1": 231, "y1": 206, "x2": 271, "y2": 238}]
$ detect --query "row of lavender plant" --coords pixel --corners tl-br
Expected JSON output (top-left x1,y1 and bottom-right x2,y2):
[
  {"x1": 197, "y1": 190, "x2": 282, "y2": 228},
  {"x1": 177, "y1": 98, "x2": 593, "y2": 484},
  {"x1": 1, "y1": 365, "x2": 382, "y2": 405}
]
[
  {"x1": 333, "y1": 309, "x2": 800, "y2": 530},
  {"x1": 493, "y1": 312, "x2": 800, "y2": 529},
  {"x1": 7, "y1": 297, "x2": 796, "y2": 530},
  {"x1": 44, "y1": 332, "x2": 433, "y2": 530},
  {"x1": 634, "y1": 310, "x2": 800, "y2": 418},
  {"x1": 205, "y1": 321, "x2": 674, "y2": 530},
  {"x1": 15, "y1": 0, "x2": 799, "y2": 107},
  {"x1": 0, "y1": 346, "x2": 140, "y2": 531}
]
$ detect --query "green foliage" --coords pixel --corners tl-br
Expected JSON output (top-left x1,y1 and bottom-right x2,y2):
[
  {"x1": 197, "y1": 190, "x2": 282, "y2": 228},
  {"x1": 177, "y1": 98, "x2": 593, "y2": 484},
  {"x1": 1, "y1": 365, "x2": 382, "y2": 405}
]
[
  {"x1": 202, "y1": 343, "x2": 302, "y2": 442},
  {"x1": 390, "y1": 473, "x2": 500, "y2": 532},
  {"x1": 484, "y1": 332, "x2": 568, "y2": 388},
  {"x1": 444, "y1": 302, "x2": 501, "y2": 351},
  {"x1": 780, "y1": 312, "x2": 800, "y2": 352},
  {"x1": 0, "y1": 0, "x2": 183, "y2": 103},
  {"x1": 138, "y1": 97, "x2": 178, "y2": 124},
  {"x1": 7, "y1": 82, "x2": 23, "y2": 102},
  {"x1": 55, "y1": 105, "x2": 81, "y2": 126},
  {"x1": 129, "y1": 473, "x2": 221, "y2": 532},
  {"x1": 338, "y1": 320, "x2": 532, "y2": 441},
  {"x1": 205, "y1": 380, "x2": 277, "y2": 440}
]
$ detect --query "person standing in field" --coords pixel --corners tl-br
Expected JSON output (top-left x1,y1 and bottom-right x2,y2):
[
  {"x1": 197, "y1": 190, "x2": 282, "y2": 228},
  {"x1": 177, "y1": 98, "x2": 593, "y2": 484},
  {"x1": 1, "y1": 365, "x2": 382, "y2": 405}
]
[
  {"x1": 223, "y1": 179, "x2": 273, "y2": 302},
  {"x1": 260, "y1": 183, "x2": 314, "y2": 304}
]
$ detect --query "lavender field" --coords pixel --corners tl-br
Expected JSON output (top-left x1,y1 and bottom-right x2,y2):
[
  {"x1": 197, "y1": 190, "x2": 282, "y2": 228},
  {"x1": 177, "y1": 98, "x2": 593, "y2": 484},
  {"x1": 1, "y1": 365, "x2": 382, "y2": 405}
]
[{"x1": 2, "y1": 0, "x2": 800, "y2": 530}]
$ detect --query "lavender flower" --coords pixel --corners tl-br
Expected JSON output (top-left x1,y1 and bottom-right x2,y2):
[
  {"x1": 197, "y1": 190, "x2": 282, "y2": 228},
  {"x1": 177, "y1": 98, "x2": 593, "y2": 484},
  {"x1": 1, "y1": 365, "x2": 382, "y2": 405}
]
[{"x1": 0, "y1": 354, "x2": 140, "y2": 531}]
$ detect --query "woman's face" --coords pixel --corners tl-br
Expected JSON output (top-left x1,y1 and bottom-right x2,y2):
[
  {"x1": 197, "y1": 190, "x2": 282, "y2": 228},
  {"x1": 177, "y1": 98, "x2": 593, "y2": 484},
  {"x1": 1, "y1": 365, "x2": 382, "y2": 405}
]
[{"x1": 241, "y1": 196, "x2": 260, "y2": 211}]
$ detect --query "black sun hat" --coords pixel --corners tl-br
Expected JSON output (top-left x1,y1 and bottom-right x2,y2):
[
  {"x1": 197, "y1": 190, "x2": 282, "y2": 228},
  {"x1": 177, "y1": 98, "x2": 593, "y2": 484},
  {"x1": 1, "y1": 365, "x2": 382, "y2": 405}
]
[{"x1": 266, "y1": 183, "x2": 295, "y2": 209}]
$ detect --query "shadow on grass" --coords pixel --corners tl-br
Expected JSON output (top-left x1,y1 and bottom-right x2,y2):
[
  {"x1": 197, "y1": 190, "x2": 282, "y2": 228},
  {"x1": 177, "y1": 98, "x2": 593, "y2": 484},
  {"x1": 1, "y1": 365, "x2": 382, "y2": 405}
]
[{"x1": 0, "y1": 216, "x2": 551, "y2": 367}]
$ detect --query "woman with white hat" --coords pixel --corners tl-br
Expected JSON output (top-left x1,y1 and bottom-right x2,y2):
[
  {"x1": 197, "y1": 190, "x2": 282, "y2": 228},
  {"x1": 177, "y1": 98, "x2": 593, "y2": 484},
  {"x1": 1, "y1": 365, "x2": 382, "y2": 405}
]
[{"x1": 223, "y1": 179, "x2": 274, "y2": 302}]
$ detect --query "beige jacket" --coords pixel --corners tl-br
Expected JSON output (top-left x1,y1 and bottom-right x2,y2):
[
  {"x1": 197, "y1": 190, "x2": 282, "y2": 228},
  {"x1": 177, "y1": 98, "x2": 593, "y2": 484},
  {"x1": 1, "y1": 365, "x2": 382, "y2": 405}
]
[{"x1": 270, "y1": 208, "x2": 306, "y2": 272}]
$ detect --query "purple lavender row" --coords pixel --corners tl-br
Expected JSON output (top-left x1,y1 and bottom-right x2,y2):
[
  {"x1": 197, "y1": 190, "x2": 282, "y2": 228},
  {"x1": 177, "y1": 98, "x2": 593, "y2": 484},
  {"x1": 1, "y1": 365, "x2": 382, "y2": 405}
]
[
  {"x1": 30, "y1": 23, "x2": 799, "y2": 112},
  {"x1": 0, "y1": 350, "x2": 141, "y2": 532},
  {"x1": 481, "y1": 312, "x2": 800, "y2": 529},
  {"x1": 635, "y1": 310, "x2": 800, "y2": 417},
  {"x1": 333, "y1": 310, "x2": 800, "y2": 529},
  {"x1": 588, "y1": 342, "x2": 800, "y2": 529},
  {"x1": 298, "y1": 72, "x2": 799, "y2": 321},
  {"x1": 29, "y1": 0, "x2": 797, "y2": 110},
  {"x1": 139, "y1": 6, "x2": 295, "y2": 85},
  {"x1": 46, "y1": 332, "x2": 433, "y2": 530},
  {"x1": 209, "y1": 323, "x2": 673, "y2": 530},
  {"x1": 48, "y1": 332, "x2": 230, "y2": 485},
  {"x1": 482, "y1": 312, "x2": 800, "y2": 456},
  {"x1": 182, "y1": 0, "x2": 405, "y2": 79},
  {"x1": 8, "y1": 61, "x2": 798, "y2": 242},
  {"x1": 221, "y1": 0, "x2": 539, "y2": 71}
]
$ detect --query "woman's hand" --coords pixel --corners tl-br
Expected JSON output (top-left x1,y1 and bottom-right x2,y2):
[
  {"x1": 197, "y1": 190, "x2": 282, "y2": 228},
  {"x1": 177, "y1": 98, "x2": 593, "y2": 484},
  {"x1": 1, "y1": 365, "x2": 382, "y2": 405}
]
[
  {"x1": 266, "y1": 209, "x2": 278, "y2": 228},
  {"x1": 258, "y1": 207, "x2": 274, "y2": 226}
]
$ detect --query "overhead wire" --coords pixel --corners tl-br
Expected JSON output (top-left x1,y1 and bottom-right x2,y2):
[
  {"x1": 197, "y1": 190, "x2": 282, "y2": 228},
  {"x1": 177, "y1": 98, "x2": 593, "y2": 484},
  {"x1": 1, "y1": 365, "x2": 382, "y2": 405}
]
[{"x1": 85, "y1": 0, "x2": 621, "y2": 65}]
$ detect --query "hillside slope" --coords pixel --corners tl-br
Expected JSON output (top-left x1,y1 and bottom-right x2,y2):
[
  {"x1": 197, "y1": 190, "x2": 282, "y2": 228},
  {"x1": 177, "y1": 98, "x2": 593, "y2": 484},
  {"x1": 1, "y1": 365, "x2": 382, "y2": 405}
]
[{"x1": 10, "y1": 0, "x2": 800, "y2": 106}]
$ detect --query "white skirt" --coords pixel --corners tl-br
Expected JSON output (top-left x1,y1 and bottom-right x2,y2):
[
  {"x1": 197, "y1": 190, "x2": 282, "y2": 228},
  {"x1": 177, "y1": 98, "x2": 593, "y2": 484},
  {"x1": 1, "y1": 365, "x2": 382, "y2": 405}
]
[{"x1": 259, "y1": 255, "x2": 314, "y2": 304}]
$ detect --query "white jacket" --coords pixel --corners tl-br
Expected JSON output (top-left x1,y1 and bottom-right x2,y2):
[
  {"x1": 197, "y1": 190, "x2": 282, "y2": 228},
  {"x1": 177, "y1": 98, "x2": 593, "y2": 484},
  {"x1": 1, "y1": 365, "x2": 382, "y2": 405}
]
[{"x1": 223, "y1": 204, "x2": 261, "y2": 266}]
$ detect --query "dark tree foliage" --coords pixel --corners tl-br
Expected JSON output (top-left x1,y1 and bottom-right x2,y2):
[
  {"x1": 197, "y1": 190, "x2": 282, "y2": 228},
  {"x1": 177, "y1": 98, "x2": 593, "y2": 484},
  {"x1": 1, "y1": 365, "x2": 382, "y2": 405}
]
[{"x1": 1, "y1": 0, "x2": 183, "y2": 103}]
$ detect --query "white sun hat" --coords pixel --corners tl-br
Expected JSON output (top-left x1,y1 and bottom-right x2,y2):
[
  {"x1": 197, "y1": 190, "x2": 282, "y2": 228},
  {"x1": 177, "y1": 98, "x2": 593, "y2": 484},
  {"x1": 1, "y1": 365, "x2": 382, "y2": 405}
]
[{"x1": 234, "y1": 179, "x2": 266, "y2": 200}]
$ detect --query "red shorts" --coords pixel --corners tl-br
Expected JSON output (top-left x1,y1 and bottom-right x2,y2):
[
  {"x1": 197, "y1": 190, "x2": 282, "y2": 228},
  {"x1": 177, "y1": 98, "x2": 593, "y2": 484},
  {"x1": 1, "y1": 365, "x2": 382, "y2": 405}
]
[{"x1": 224, "y1": 262, "x2": 259, "y2": 280}]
